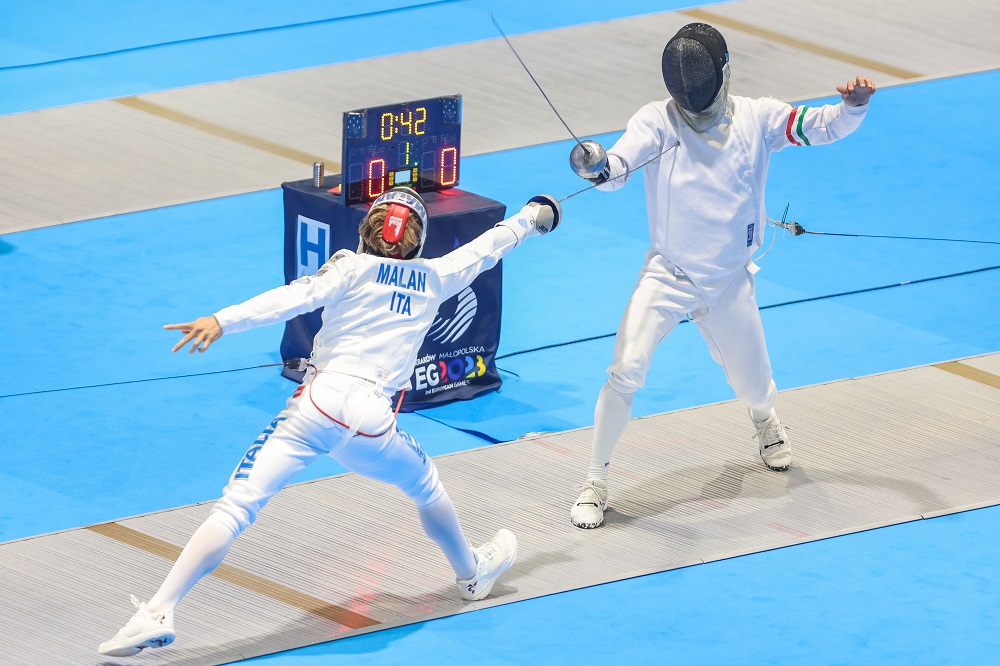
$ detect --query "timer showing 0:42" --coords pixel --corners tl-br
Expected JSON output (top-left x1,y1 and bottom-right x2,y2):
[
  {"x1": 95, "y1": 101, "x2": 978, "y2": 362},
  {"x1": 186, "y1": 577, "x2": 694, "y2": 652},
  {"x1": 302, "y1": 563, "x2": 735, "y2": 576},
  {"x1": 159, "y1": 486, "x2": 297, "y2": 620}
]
[{"x1": 380, "y1": 107, "x2": 428, "y2": 140}]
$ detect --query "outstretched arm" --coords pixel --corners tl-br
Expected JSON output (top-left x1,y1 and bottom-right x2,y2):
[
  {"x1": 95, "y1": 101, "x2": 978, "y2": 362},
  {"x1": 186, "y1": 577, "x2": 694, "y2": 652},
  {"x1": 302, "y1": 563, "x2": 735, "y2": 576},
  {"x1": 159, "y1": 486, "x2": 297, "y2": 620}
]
[
  {"x1": 164, "y1": 251, "x2": 356, "y2": 354},
  {"x1": 432, "y1": 196, "x2": 560, "y2": 300},
  {"x1": 764, "y1": 75, "x2": 876, "y2": 152}
]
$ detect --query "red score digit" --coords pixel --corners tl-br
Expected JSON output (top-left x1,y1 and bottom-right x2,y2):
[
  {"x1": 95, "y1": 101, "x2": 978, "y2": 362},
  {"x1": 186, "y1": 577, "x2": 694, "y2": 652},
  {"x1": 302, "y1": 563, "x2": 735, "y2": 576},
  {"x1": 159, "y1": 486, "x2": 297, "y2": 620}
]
[{"x1": 439, "y1": 147, "x2": 458, "y2": 186}]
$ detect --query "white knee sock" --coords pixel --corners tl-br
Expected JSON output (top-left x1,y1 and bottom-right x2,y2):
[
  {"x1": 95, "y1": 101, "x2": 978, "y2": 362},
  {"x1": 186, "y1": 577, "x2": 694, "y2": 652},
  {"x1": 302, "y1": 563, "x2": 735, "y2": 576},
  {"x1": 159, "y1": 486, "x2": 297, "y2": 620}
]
[
  {"x1": 147, "y1": 512, "x2": 239, "y2": 614},
  {"x1": 417, "y1": 492, "x2": 476, "y2": 580},
  {"x1": 750, "y1": 406, "x2": 775, "y2": 424},
  {"x1": 588, "y1": 382, "x2": 634, "y2": 482}
]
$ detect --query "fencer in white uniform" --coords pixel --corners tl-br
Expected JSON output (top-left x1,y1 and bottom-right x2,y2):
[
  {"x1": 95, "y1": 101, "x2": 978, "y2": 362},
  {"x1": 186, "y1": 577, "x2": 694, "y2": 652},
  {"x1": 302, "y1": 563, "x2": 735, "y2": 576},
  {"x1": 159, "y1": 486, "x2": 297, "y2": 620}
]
[
  {"x1": 568, "y1": 22, "x2": 875, "y2": 528},
  {"x1": 98, "y1": 188, "x2": 562, "y2": 657}
]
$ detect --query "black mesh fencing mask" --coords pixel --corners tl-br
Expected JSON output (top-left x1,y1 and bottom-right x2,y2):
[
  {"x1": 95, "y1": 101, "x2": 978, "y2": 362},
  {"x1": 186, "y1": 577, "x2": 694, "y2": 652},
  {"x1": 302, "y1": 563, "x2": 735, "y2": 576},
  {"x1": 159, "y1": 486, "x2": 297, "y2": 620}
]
[{"x1": 662, "y1": 23, "x2": 729, "y2": 113}]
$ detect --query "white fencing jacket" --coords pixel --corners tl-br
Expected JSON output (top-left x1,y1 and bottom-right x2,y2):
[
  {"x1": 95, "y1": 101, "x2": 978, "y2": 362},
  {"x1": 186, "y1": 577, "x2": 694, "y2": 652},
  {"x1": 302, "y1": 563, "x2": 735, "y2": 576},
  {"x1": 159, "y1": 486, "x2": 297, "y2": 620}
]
[
  {"x1": 600, "y1": 95, "x2": 868, "y2": 306},
  {"x1": 214, "y1": 209, "x2": 538, "y2": 393}
]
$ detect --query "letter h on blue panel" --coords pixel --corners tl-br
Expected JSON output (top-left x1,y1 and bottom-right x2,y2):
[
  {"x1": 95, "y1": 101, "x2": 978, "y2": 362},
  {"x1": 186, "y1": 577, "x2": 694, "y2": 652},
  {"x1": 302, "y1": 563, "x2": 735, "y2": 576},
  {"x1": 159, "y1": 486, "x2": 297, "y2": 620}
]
[{"x1": 297, "y1": 215, "x2": 330, "y2": 278}]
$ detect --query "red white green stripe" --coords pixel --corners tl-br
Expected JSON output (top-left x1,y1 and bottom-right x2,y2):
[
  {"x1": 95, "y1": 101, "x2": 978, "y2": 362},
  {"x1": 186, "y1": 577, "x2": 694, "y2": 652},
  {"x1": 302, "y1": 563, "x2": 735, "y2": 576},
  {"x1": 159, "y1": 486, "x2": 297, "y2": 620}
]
[{"x1": 785, "y1": 106, "x2": 812, "y2": 146}]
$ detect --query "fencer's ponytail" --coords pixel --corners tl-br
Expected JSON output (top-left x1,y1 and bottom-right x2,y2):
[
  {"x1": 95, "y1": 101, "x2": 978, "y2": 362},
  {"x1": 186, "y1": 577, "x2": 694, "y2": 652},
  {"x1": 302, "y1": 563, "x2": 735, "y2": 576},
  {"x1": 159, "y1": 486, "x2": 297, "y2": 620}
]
[{"x1": 359, "y1": 204, "x2": 424, "y2": 258}]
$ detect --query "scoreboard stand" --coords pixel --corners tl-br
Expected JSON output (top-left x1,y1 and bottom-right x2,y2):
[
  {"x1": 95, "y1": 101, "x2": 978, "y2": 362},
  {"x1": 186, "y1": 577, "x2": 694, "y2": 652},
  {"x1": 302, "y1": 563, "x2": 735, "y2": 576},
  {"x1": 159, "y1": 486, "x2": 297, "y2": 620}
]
[{"x1": 280, "y1": 173, "x2": 509, "y2": 412}]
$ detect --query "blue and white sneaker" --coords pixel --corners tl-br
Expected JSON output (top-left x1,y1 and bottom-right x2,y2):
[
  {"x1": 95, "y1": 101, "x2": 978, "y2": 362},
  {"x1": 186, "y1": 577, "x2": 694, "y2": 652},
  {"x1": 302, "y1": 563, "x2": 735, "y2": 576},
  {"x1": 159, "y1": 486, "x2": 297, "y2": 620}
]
[
  {"x1": 458, "y1": 529, "x2": 518, "y2": 601},
  {"x1": 98, "y1": 594, "x2": 175, "y2": 657}
]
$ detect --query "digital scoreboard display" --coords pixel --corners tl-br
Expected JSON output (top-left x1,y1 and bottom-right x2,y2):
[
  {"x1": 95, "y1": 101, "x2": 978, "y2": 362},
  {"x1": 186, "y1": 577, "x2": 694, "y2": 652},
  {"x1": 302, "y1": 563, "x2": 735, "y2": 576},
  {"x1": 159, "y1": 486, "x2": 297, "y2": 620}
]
[{"x1": 341, "y1": 95, "x2": 462, "y2": 205}]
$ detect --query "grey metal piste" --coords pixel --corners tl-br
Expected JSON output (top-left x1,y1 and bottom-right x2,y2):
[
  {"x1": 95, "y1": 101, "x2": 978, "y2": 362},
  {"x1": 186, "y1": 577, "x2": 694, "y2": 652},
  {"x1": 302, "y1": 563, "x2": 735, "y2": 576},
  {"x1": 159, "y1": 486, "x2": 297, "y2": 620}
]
[{"x1": 2, "y1": 353, "x2": 1000, "y2": 665}]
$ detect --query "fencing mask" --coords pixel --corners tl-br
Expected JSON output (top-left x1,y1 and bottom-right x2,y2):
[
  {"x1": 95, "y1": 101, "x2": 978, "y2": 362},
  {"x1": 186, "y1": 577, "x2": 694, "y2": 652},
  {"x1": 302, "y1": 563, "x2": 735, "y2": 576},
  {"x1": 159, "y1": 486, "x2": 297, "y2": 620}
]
[
  {"x1": 358, "y1": 186, "x2": 429, "y2": 259},
  {"x1": 662, "y1": 23, "x2": 729, "y2": 114}
]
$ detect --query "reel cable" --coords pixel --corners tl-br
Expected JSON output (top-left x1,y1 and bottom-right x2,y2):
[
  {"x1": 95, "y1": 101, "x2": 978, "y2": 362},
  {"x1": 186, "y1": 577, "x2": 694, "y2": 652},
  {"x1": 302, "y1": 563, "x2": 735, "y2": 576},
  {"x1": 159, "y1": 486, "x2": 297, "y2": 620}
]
[{"x1": 769, "y1": 203, "x2": 1000, "y2": 246}]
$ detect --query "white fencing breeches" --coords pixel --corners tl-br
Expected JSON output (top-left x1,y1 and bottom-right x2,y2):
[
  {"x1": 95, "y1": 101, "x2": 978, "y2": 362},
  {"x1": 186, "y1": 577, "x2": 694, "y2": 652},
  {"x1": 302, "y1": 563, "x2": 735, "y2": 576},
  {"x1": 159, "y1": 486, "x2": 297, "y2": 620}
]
[
  {"x1": 214, "y1": 370, "x2": 444, "y2": 533},
  {"x1": 146, "y1": 371, "x2": 471, "y2": 613},
  {"x1": 607, "y1": 252, "x2": 776, "y2": 411}
]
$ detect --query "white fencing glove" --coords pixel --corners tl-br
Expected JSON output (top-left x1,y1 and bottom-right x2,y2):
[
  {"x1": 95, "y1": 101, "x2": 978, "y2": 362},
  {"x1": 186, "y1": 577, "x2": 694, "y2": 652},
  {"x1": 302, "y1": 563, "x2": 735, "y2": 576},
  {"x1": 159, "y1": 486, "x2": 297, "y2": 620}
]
[{"x1": 523, "y1": 194, "x2": 561, "y2": 234}]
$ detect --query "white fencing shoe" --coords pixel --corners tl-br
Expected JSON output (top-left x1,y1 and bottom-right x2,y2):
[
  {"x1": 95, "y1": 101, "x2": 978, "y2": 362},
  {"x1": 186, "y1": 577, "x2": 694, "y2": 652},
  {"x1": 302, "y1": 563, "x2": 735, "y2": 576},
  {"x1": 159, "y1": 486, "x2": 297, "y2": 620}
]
[
  {"x1": 98, "y1": 595, "x2": 176, "y2": 657},
  {"x1": 571, "y1": 478, "x2": 609, "y2": 529},
  {"x1": 457, "y1": 529, "x2": 518, "y2": 601},
  {"x1": 753, "y1": 413, "x2": 792, "y2": 471}
]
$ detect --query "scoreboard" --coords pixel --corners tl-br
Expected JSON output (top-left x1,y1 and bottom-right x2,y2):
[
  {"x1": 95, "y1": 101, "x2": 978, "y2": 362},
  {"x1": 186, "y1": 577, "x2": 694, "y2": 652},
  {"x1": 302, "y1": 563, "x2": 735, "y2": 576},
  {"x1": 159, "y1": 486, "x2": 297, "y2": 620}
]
[{"x1": 341, "y1": 95, "x2": 462, "y2": 205}]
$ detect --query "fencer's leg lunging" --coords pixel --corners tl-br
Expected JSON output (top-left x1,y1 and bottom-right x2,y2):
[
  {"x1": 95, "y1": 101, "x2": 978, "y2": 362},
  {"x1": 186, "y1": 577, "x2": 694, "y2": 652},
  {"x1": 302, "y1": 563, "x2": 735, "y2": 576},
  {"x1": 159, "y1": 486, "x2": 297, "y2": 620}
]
[
  {"x1": 147, "y1": 512, "x2": 240, "y2": 613},
  {"x1": 696, "y1": 269, "x2": 790, "y2": 471},
  {"x1": 571, "y1": 382, "x2": 632, "y2": 528},
  {"x1": 147, "y1": 412, "x2": 322, "y2": 613},
  {"x1": 334, "y1": 427, "x2": 516, "y2": 600},
  {"x1": 97, "y1": 497, "x2": 258, "y2": 657},
  {"x1": 99, "y1": 404, "x2": 324, "y2": 658},
  {"x1": 418, "y1": 489, "x2": 518, "y2": 600},
  {"x1": 572, "y1": 257, "x2": 695, "y2": 529},
  {"x1": 102, "y1": 513, "x2": 242, "y2": 656},
  {"x1": 414, "y1": 478, "x2": 516, "y2": 601},
  {"x1": 588, "y1": 382, "x2": 634, "y2": 482},
  {"x1": 417, "y1": 492, "x2": 477, "y2": 580}
]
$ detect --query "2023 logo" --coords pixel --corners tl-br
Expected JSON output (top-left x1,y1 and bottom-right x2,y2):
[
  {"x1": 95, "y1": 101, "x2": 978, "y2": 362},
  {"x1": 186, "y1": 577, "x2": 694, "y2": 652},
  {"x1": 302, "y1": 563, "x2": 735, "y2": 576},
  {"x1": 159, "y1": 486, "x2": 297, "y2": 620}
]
[{"x1": 414, "y1": 354, "x2": 487, "y2": 390}]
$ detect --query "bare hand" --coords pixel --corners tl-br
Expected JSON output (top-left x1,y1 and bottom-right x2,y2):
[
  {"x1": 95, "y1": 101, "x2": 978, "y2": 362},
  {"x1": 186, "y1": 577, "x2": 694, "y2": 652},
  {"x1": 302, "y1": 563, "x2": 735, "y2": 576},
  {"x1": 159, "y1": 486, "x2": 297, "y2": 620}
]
[
  {"x1": 164, "y1": 316, "x2": 223, "y2": 354},
  {"x1": 837, "y1": 75, "x2": 876, "y2": 107}
]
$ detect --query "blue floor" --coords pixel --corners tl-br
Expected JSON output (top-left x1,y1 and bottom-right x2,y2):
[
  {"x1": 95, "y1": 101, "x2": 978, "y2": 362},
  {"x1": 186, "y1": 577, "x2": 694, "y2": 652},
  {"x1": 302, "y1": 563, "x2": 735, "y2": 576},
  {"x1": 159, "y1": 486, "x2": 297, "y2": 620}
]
[
  {"x1": 2, "y1": 4, "x2": 1000, "y2": 664},
  {"x1": 245, "y1": 505, "x2": 1000, "y2": 665}
]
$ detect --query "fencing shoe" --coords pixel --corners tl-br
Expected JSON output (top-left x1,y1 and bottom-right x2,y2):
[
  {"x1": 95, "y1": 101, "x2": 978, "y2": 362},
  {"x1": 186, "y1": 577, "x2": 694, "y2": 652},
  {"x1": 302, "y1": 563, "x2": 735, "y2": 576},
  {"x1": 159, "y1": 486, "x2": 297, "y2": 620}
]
[
  {"x1": 753, "y1": 412, "x2": 792, "y2": 471},
  {"x1": 458, "y1": 529, "x2": 518, "y2": 601},
  {"x1": 98, "y1": 595, "x2": 176, "y2": 657},
  {"x1": 571, "y1": 478, "x2": 609, "y2": 529}
]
